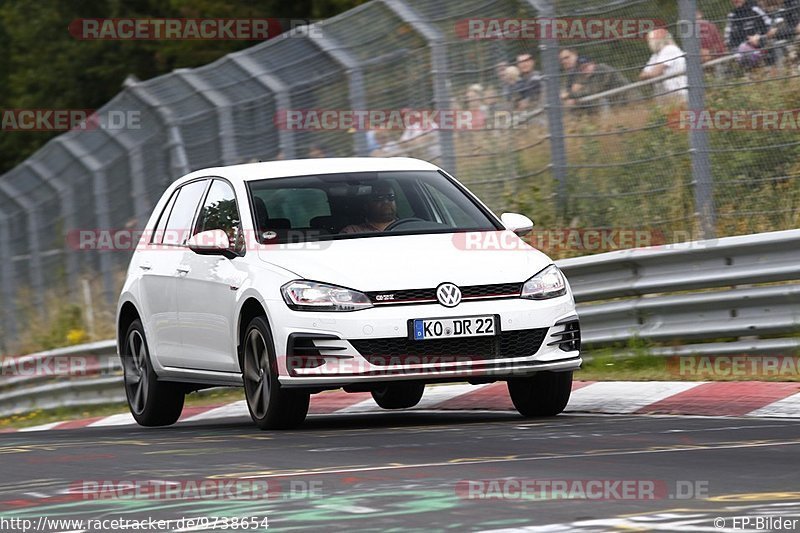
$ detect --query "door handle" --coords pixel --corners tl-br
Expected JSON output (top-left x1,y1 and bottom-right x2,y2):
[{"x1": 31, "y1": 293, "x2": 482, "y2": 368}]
[
  {"x1": 139, "y1": 262, "x2": 152, "y2": 271},
  {"x1": 176, "y1": 265, "x2": 190, "y2": 274}
]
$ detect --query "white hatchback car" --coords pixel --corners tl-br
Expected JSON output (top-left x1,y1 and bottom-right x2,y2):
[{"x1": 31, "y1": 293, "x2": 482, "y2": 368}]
[{"x1": 117, "y1": 157, "x2": 581, "y2": 429}]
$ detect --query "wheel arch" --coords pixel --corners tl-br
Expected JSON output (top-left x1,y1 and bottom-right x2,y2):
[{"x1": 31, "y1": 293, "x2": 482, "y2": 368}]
[
  {"x1": 237, "y1": 297, "x2": 269, "y2": 370},
  {"x1": 117, "y1": 301, "x2": 141, "y2": 356}
]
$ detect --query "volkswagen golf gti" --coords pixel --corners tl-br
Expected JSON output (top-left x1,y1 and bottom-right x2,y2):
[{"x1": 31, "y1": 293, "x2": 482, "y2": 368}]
[{"x1": 116, "y1": 157, "x2": 581, "y2": 429}]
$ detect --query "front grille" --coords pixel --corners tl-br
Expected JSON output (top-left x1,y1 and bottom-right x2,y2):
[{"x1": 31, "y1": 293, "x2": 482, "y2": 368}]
[
  {"x1": 350, "y1": 328, "x2": 548, "y2": 365},
  {"x1": 461, "y1": 282, "x2": 522, "y2": 298},
  {"x1": 366, "y1": 282, "x2": 522, "y2": 305}
]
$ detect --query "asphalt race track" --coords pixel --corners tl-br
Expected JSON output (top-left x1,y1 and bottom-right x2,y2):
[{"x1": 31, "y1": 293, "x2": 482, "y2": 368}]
[{"x1": 1, "y1": 411, "x2": 800, "y2": 532}]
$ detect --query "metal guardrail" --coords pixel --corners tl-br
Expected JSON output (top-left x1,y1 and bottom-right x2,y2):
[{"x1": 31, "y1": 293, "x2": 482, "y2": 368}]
[
  {"x1": 2, "y1": 229, "x2": 799, "y2": 417},
  {"x1": 558, "y1": 228, "x2": 800, "y2": 355}
]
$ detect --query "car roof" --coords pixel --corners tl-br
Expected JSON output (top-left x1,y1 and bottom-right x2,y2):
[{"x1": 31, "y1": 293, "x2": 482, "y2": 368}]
[{"x1": 176, "y1": 157, "x2": 441, "y2": 185}]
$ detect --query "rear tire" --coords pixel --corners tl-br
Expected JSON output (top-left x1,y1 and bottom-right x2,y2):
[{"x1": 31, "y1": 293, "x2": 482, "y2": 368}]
[
  {"x1": 242, "y1": 316, "x2": 309, "y2": 429},
  {"x1": 507, "y1": 371, "x2": 572, "y2": 417},
  {"x1": 122, "y1": 319, "x2": 185, "y2": 427},
  {"x1": 371, "y1": 382, "x2": 425, "y2": 409}
]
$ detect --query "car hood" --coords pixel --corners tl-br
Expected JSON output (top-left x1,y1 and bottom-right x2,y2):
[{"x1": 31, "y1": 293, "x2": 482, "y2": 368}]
[{"x1": 256, "y1": 231, "x2": 553, "y2": 291}]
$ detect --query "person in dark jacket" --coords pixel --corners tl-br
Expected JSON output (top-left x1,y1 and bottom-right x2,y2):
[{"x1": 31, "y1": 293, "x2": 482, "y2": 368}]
[
  {"x1": 763, "y1": 0, "x2": 800, "y2": 41},
  {"x1": 561, "y1": 59, "x2": 631, "y2": 108},
  {"x1": 725, "y1": 0, "x2": 776, "y2": 51}
]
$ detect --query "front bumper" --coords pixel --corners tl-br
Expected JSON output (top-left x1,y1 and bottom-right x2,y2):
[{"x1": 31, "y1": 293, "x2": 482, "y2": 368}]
[{"x1": 273, "y1": 295, "x2": 581, "y2": 387}]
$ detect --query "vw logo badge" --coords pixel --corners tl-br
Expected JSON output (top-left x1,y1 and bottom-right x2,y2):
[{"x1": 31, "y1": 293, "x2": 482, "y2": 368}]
[{"x1": 436, "y1": 282, "x2": 462, "y2": 308}]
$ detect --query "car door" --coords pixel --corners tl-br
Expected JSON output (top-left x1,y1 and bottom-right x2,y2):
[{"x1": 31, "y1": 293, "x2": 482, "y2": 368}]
[
  {"x1": 174, "y1": 178, "x2": 245, "y2": 372},
  {"x1": 141, "y1": 178, "x2": 209, "y2": 369}
]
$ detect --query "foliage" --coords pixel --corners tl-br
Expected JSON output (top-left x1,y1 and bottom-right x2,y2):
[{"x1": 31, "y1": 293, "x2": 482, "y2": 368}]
[{"x1": 0, "y1": 0, "x2": 367, "y2": 174}]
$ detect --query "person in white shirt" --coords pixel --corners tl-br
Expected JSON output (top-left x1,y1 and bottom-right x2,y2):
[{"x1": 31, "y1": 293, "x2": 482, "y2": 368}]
[{"x1": 639, "y1": 29, "x2": 687, "y2": 101}]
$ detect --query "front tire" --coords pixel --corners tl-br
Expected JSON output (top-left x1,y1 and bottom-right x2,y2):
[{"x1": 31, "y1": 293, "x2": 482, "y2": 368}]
[
  {"x1": 242, "y1": 316, "x2": 309, "y2": 429},
  {"x1": 122, "y1": 319, "x2": 185, "y2": 426},
  {"x1": 371, "y1": 382, "x2": 425, "y2": 409},
  {"x1": 508, "y1": 371, "x2": 572, "y2": 417}
]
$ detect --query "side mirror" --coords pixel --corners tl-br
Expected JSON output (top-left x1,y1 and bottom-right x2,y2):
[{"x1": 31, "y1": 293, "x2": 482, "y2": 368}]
[
  {"x1": 500, "y1": 212, "x2": 534, "y2": 236},
  {"x1": 187, "y1": 229, "x2": 237, "y2": 259}
]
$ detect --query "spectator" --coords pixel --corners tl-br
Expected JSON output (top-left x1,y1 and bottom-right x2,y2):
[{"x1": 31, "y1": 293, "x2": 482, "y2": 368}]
[
  {"x1": 397, "y1": 108, "x2": 440, "y2": 160},
  {"x1": 463, "y1": 83, "x2": 487, "y2": 129},
  {"x1": 759, "y1": 0, "x2": 800, "y2": 67},
  {"x1": 640, "y1": 29, "x2": 687, "y2": 100},
  {"x1": 500, "y1": 65, "x2": 522, "y2": 107},
  {"x1": 725, "y1": 0, "x2": 775, "y2": 53},
  {"x1": 494, "y1": 61, "x2": 509, "y2": 85},
  {"x1": 561, "y1": 59, "x2": 631, "y2": 109},
  {"x1": 762, "y1": 0, "x2": 800, "y2": 41},
  {"x1": 696, "y1": 9, "x2": 727, "y2": 63},
  {"x1": 558, "y1": 48, "x2": 590, "y2": 101},
  {"x1": 515, "y1": 54, "x2": 543, "y2": 110}
]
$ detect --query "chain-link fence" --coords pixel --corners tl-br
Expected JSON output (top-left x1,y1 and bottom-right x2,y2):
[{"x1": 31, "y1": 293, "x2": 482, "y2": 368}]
[{"x1": 1, "y1": 0, "x2": 799, "y2": 353}]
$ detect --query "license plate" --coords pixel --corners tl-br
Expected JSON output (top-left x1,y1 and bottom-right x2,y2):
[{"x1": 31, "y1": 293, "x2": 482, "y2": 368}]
[{"x1": 411, "y1": 315, "x2": 497, "y2": 340}]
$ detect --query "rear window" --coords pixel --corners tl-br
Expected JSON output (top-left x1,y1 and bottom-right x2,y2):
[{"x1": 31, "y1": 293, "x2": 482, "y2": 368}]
[{"x1": 247, "y1": 171, "x2": 499, "y2": 244}]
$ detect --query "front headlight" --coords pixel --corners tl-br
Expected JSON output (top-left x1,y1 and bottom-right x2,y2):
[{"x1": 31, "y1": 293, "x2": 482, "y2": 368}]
[
  {"x1": 521, "y1": 265, "x2": 567, "y2": 300},
  {"x1": 281, "y1": 280, "x2": 373, "y2": 311}
]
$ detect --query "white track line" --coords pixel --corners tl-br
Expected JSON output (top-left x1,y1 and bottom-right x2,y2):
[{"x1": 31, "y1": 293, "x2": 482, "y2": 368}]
[
  {"x1": 335, "y1": 383, "x2": 489, "y2": 413},
  {"x1": 414, "y1": 383, "x2": 491, "y2": 409},
  {"x1": 748, "y1": 391, "x2": 800, "y2": 418},
  {"x1": 88, "y1": 412, "x2": 136, "y2": 427},
  {"x1": 182, "y1": 400, "x2": 249, "y2": 422},
  {"x1": 566, "y1": 381, "x2": 706, "y2": 414},
  {"x1": 18, "y1": 422, "x2": 62, "y2": 432}
]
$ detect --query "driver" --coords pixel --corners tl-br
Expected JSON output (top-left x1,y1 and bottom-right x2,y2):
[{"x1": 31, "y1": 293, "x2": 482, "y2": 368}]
[{"x1": 340, "y1": 181, "x2": 399, "y2": 233}]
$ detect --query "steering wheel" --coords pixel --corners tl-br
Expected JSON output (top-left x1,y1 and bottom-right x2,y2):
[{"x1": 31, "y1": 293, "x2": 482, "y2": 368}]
[{"x1": 383, "y1": 217, "x2": 426, "y2": 231}]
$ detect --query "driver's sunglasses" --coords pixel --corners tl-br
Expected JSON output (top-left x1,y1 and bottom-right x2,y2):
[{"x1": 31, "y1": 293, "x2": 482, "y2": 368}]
[{"x1": 370, "y1": 193, "x2": 396, "y2": 202}]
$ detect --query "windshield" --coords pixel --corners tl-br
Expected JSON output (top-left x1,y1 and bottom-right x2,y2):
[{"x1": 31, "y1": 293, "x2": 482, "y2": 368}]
[{"x1": 246, "y1": 170, "x2": 501, "y2": 244}]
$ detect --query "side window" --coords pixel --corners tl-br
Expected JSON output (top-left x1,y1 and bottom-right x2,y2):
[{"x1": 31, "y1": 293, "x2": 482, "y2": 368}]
[
  {"x1": 152, "y1": 189, "x2": 179, "y2": 244},
  {"x1": 162, "y1": 180, "x2": 208, "y2": 245},
  {"x1": 195, "y1": 180, "x2": 242, "y2": 252}
]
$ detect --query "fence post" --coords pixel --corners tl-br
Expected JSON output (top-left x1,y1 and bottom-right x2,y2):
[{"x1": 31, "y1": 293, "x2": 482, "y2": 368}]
[
  {"x1": 0, "y1": 212, "x2": 17, "y2": 350},
  {"x1": 124, "y1": 80, "x2": 191, "y2": 180},
  {"x1": 528, "y1": 0, "x2": 568, "y2": 216},
  {"x1": 55, "y1": 138, "x2": 116, "y2": 306},
  {"x1": 679, "y1": 0, "x2": 716, "y2": 239},
  {"x1": 0, "y1": 183, "x2": 45, "y2": 313},
  {"x1": 175, "y1": 69, "x2": 240, "y2": 165},
  {"x1": 311, "y1": 30, "x2": 369, "y2": 156},
  {"x1": 26, "y1": 160, "x2": 80, "y2": 298},
  {"x1": 382, "y1": 0, "x2": 456, "y2": 174},
  {"x1": 108, "y1": 131, "x2": 151, "y2": 228},
  {"x1": 229, "y1": 52, "x2": 297, "y2": 159}
]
